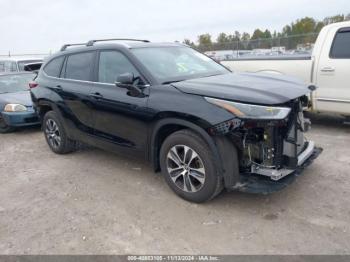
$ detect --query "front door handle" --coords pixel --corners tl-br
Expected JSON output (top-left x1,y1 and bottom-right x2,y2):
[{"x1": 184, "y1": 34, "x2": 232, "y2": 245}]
[
  {"x1": 321, "y1": 67, "x2": 335, "y2": 72},
  {"x1": 89, "y1": 92, "x2": 103, "y2": 99}
]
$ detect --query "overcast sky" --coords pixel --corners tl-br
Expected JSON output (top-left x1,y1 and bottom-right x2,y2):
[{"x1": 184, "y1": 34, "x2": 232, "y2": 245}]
[{"x1": 0, "y1": 0, "x2": 349, "y2": 54}]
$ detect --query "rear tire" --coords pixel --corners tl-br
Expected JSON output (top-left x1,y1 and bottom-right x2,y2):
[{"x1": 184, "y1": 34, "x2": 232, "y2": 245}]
[
  {"x1": 0, "y1": 114, "x2": 14, "y2": 133},
  {"x1": 43, "y1": 111, "x2": 77, "y2": 154},
  {"x1": 160, "y1": 129, "x2": 223, "y2": 203}
]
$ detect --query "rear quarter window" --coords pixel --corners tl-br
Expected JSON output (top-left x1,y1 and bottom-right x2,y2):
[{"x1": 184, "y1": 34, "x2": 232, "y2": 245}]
[
  {"x1": 43, "y1": 56, "x2": 65, "y2": 77},
  {"x1": 330, "y1": 28, "x2": 350, "y2": 59}
]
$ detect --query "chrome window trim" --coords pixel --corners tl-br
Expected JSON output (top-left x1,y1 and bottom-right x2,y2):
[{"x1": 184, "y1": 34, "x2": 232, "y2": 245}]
[{"x1": 42, "y1": 71, "x2": 151, "y2": 87}]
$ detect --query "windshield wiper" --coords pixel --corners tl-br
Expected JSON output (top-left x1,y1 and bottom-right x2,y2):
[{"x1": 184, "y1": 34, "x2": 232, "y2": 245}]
[{"x1": 162, "y1": 80, "x2": 185, "y2": 85}]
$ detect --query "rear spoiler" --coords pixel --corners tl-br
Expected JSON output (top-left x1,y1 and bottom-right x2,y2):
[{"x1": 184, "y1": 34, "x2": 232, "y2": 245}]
[{"x1": 23, "y1": 62, "x2": 43, "y2": 72}]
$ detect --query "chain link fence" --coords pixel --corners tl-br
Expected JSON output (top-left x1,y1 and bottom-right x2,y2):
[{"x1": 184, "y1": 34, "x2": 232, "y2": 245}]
[{"x1": 197, "y1": 33, "x2": 319, "y2": 60}]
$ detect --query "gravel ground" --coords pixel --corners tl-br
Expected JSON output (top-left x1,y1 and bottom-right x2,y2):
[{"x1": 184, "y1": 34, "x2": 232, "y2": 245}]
[{"x1": 0, "y1": 113, "x2": 349, "y2": 255}]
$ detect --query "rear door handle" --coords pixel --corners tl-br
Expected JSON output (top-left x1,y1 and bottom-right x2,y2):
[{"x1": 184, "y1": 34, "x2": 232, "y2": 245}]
[
  {"x1": 321, "y1": 67, "x2": 335, "y2": 72},
  {"x1": 89, "y1": 92, "x2": 103, "y2": 99},
  {"x1": 50, "y1": 85, "x2": 63, "y2": 90}
]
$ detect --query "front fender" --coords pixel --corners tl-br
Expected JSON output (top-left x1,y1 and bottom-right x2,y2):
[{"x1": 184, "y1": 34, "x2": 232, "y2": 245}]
[{"x1": 150, "y1": 117, "x2": 223, "y2": 174}]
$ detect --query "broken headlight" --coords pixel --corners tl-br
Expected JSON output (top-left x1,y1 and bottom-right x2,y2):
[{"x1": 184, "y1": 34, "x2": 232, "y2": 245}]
[{"x1": 205, "y1": 97, "x2": 291, "y2": 120}]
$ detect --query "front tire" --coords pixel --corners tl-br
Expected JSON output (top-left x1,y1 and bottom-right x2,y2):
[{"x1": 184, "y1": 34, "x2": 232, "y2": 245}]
[
  {"x1": 160, "y1": 129, "x2": 223, "y2": 203},
  {"x1": 43, "y1": 111, "x2": 76, "y2": 154}
]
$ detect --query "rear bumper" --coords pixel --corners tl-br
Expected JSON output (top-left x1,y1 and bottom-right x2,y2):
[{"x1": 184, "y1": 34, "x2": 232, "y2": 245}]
[
  {"x1": 1, "y1": 110, "x2": 40, "y2": 127},
  {"x1": 230, "y1": 145, "x2": 323, "y2": 194}
]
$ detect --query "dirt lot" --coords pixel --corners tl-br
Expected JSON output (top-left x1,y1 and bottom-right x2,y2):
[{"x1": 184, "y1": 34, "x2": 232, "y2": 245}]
[{"x1": 0, "y1": 113, "x2": 349, "y2": 255}]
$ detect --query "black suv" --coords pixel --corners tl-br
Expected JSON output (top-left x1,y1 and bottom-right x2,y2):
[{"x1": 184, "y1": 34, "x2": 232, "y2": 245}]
[{"x1": 30, "y1": 39, "x2": 321, "y2": 202}]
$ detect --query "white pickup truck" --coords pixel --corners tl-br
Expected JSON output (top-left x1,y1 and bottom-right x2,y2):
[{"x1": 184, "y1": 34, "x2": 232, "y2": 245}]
[{"x1": 222, "y1": 21, "x2": 350, "y2": 117}]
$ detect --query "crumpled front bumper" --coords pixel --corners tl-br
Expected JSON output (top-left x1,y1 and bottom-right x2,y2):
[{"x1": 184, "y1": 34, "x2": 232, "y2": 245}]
[{"x1": 231, "y1": 145, "x2": 323, "y2": 194}]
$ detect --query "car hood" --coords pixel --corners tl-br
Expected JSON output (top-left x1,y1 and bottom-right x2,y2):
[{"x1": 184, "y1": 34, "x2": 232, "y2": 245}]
[
  {"x1": 0, "y1": 91, "x2": 33, "y2": 107},
  {"x1": 172, "y1": 72, "x2": 310, "y2": 105}
]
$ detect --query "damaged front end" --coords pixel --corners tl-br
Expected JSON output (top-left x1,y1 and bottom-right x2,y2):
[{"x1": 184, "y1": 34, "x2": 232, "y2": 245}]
[{"x1": 207, "y1": 96, "x2": 322, "y2": 194}]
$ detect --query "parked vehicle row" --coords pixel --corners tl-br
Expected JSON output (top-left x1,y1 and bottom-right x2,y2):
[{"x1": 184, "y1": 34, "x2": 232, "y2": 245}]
[
  {"x1": 0, "y1": 72, "x2": 39, "y2": 133},
  {"x1": 0, "y1": 57, "x2": 43, "y2": 74},
  {"x1": 29, "y1": 38, "x2": 321, "y2": 202},
  {"x1": 222, "y1": 21, "x2": 350, "y2": 117}
]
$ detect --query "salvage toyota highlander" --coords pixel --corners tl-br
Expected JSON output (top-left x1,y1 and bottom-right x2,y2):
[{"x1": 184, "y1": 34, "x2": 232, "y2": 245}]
[{"x1": 30, "y1": 39, "x2": 322, "y2": 202}]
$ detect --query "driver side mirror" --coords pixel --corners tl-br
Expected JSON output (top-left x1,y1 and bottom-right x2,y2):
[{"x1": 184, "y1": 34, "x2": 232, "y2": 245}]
[
  {"x1": 115, "y1": 72, "x2": 134, "y2": 88},
  {"x1": 115, "y1": 72, "x2": 145, "y2": 97}
]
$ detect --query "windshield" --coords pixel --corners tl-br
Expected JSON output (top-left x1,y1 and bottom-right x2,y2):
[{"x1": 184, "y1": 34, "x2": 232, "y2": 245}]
[
  {"x1": 0, "y1": 73, "x2": 35, "y2": 94},
  {"x1": 18, "y1": 60, "x2": 42, "y2": 71},
  {"x1": 131, "y1": 46, "x2": 229, "y2": 84}
]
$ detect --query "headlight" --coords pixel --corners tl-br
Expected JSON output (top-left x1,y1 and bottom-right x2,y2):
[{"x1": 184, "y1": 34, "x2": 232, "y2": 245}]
[
  {"x1": 4, "y1": 104, "x2": 27, "y2": 112},
  {"x1": 205, "y1": 97, "x2": 291, "y2": 120}
]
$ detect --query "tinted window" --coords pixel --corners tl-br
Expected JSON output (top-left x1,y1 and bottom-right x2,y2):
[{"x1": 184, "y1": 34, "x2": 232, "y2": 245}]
[
  {"x1": 65, "y1": 52, "x2": 94, "y2": 81},
  {"x1": 0, "y1": 73, "x2": 35, "y2": 94},
  {"x1": 330, "y1": 29, "x2": 350, "y2": 58},
  {"x1": 44, "y1": 56, "x2": 64, "y2": 77},
  {"x1": 98, "y1": 51, "x2": 140, "y2": 84}
]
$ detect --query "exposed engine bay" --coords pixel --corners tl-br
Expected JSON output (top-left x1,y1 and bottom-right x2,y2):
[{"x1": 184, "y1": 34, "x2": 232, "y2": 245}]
[{"x1": 212, "y1": 95, "x2": 315, "y2": 181}]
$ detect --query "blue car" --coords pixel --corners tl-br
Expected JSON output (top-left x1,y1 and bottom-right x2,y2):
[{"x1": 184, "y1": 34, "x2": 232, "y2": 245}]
[{"x1": 0, "y1": 72, "x2": 40, "y2": 133}]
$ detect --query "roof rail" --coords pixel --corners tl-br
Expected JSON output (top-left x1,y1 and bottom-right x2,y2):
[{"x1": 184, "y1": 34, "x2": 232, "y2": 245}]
[
  {"x1": 86, "y1": 38, "x2": 150, "y2": 46},
  {"x1": 60, "y1": 43, "x2": 86, "y2": 51}
]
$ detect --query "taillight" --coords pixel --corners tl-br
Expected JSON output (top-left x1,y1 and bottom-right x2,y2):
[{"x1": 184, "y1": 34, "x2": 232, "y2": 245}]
[{"x1": 29, "y1": 81, "x2": 38, "y2": 89}]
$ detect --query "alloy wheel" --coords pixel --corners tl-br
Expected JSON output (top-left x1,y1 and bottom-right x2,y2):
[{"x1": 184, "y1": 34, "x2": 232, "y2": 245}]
[
  {"x1": 45, "y1": 119, "x2": 61, "y2": 149},
  {"x1": 166, "y1": 145, "x2": 206, "y2": 193}
]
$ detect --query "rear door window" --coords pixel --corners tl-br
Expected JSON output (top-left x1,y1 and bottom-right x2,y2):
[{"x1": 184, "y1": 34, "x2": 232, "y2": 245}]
[
  {"x1": 64, "y1": 52, "x2": 95, "y2": 81},
  {"x1": 330, "y1": 28, "x2": 350, "y2": 58},
  {"x1": 43, "y1": 56, "x2": 65, "y2": 77}
]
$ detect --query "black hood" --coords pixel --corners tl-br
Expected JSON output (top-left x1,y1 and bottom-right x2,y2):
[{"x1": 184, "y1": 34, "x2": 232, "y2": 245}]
[{"x1": 172, "y1": 72, "x2": 310, "y2": 105}]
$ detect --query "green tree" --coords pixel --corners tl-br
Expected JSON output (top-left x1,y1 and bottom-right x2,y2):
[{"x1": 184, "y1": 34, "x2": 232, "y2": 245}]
[
  {"x1": 216, "y1": 33, "x2": 229, "y2": 44},
  {"x1": 282, "y1": 25, "x2": 292, "y2": 36},
  {"x1": 183, "y1": 39, "x2": 195, "y2": 47},
  {"x1": 264, "y1": 29, "x2": 272, "y2": 39},
  {"x1": 291, "y1": 17, "x2": 317, "y2": 35},
  {"x1": 251, "y1": 29, "x2": 271, "y2": 48},
  {"x1": 234, "y1": 31, "x2": 241, "y2": 41},
  {"x1": 323, "y1": 14, "x2": 346, "y2": 25},
  {"x1": 198, "y1": 34, "x2": 213, "y2": 46},
  {"x1": 315, "y1": 22, "x2": 325, "y2": 33},
  {"x1": 197, "y1": 33, "x2": 212, "y2": 51},
  {"x1": 241, "y1": 32, "x2": 250, "y2": 41},
  {"x1": 188, "y1": 13, "x2": 349, "y2": 53},
  {"x1": 240, "y1": 32, "x2": 251, "y2": 50},
  {"x1": 251, "y1": 29, "x2": 265, "y2": 39}
]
